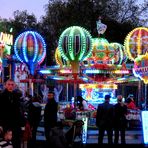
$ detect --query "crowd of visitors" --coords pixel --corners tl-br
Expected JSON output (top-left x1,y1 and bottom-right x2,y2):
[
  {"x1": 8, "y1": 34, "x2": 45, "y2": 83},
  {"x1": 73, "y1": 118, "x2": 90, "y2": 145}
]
[
  {"x1": 0, "y1": 79, "x2": 42, "y2": 148},
  {"x1": 0, "y1": 79, "x2": 141, "y2": 147}
]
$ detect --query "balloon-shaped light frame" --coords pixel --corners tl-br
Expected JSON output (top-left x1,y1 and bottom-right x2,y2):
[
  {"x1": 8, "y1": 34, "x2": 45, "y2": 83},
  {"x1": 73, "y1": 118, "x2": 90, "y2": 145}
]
[
  {"x1": 124, "y1": 27, "x2": 148, "y2": 61},
  {"x1": 55, "y1": 47, "x2": 68, "y2": 67},
  {"x1": 58, "y1": 26, "x2": 93, "y2": 62},
  {"x1": 14, "y1": 31, "x2": 46, "y2": 75},
  {"x1": 92, "y1": 38, "x2": 110, "y2": 61},
  {"x1": 58, "y1": 26, "x2": 93, "y2": 74},
  {"x1": 110, "y1": 42, "x2": 127, "y2": 65}
]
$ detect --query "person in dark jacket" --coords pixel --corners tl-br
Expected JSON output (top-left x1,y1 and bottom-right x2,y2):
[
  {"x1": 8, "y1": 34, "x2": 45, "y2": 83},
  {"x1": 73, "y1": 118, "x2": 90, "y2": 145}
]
[
  {"x1": 114, "y1": 95, "x2": 127, "y2": 144},
  {"x1": 0, "y1": 79, "x2": 24, "y2": 148},
  {"x1": 96, "y1": 95, "x2": 114, "y2": 144},
  {"x1": 44, "y1": 91, "x2": 58, "y2": 145},
  {"x1": 27, "y1": 96, "x2": 42, "y2": 148}
]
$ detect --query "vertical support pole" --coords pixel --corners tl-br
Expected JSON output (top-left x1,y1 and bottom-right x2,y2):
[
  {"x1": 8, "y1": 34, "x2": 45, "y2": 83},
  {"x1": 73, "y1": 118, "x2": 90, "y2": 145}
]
[
  {"x1": 74, "y1": 82, "x2": 77, "y2": 108},
  {"x1": 2, "y1": 65, "x2": 4, "y2": 83},
  {"x1": 73, "y1": 73, "x2": 78, "y2": 108},
  {"x1": 29, "y1": 79, "x2": 34, "y2": 97},
  {"x1": 138, "y1": 80, "x2": 141, "y2": 107},
  {"x1": 66, "y1": 83, "x2": 69, "y2": 102},
  {"x1": 9, "y1": 64, "x2": 11, "y2": 79},
  {"x1": 145, "y1": 84, "x2": 147, "y2": 110},
  {"x1": 122, "y1": 84, "x2": 125, "y2": 97}
]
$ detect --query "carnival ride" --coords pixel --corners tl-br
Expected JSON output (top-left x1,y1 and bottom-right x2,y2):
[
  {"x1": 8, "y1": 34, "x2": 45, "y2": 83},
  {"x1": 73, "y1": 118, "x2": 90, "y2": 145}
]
[
  {"x1": 0, "y1": 20, "x2": 147, "y2": 135},
  {"x1": 39, "y1": 20, "x2": 135, "y2": 105},
  {"x1": 0, "y1": 19, "x2": 146, "y2": 106},
  {"x1": 13, "y1": 31, "x2": 46, "y2": 96},
  {"x1": 124, "y1": 27, "x2": 148, "y2": 110}
]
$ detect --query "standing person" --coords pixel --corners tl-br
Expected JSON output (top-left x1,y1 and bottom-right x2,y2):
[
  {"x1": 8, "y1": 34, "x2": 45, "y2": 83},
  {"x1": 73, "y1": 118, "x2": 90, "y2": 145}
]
[
  {"x1": 27, "y1": 96, "x2": 42, "y2": 148},
  {"x1": 114, "y1": 95, "x2": 127, "y2": 144},
  {"x1": 0, "y1": 79, "x2": 24, "y2": 148},
  {"x1": 96, "y1": 95, "x2": 114, "y2": 144},
  {"x1": 77, "y1": 96, "x2": 89, "y2": 111},
  {"x1": 126, "y1": 94, "x2": 137, "y2": 110},
  {"x1": 44, "y1": 91, "x2": 58, "y2": 146}
]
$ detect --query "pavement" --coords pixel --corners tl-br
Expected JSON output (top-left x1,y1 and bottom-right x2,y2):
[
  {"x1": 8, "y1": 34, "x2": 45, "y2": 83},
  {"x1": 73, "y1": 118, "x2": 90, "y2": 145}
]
[
  {"x1": 34, "y1": 117, "x2": 146, "y2": 148},
  {"x1": 35, "y1": 142, "x2": 145, "y2": 148},
  {"x1": 35, "y1": 126, "x2": 145, "y2": 148},
  {"x1": 87, "y1": 129, "x2": 143, "y2": 144}
]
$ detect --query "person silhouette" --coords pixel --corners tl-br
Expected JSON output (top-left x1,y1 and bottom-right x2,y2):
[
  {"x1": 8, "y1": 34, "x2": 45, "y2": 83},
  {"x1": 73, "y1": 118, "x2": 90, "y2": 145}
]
[
  {"x1": 44, "y1": 91, "x2": 58, "y2": 146},
  {"x1": 0, "y1": 79, "x2": 25, "y2": 148},
  {"x1": 76, "y1": 96, "x2": 89, "y2": 110},
  {"x1": 114, "y1": 95, "x2": 127, "y2": 144},
  {"x1": 96, "y1": 95, "x2": 114, "y2": 144}
]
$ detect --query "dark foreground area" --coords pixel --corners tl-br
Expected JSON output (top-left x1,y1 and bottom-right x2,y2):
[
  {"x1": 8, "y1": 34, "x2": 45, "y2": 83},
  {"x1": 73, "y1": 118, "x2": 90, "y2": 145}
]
[{"x1": 35, "y1": 141, "x2": 146, "y2": 148}]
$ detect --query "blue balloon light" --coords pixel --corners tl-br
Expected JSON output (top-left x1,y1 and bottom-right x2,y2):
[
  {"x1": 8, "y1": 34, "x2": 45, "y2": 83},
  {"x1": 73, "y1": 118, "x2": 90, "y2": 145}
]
[{"x1": 14, "y1": 31, "x2": 46, "y2": 75}]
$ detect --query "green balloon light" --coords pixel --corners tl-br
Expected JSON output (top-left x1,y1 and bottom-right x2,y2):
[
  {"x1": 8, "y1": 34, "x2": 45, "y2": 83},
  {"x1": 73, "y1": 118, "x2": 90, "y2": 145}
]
[{"x1": 58, "y1": 26, "x2": 93, "y2": 76}]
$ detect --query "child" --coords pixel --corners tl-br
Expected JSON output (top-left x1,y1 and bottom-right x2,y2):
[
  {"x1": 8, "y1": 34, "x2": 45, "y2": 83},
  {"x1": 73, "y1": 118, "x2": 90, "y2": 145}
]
[{"x1": 0, "y1": 128, "x2": 13, "y2": 148}]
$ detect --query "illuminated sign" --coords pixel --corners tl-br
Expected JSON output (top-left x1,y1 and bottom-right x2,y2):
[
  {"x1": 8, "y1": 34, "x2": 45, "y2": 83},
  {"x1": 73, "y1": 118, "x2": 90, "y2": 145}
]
[
  {"x1": 0, "y1": 32, "x2": 13, "y2": 45},
  {"x1": 83, "y1": 69, "x2": 129, "y2": 74},
  {"x1": 142, "y1": 111, "x2": 148, "y2": 144},
  {"x1": 59, "y1": 69, "x2": 72, "y2": 73},
  {"x1": 79, "y1": 84, "x2": 117, "y2": 89}
]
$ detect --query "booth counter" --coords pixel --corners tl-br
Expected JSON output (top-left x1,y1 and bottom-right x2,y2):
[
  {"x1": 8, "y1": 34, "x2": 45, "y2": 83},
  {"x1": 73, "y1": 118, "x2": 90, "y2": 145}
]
[{"x1": 58, "y1": 108, "x2": 142, "y2": 129}]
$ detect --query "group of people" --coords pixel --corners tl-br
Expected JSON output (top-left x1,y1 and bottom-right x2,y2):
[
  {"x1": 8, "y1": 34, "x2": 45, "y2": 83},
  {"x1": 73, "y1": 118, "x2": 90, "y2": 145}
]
[
  {"x1": 0, "y1": 79, "x2": 139, "y2": 147},
  {"x1": 44, "y1": 92, "x2": 138, "y2": 146},
  {"x1": 0, "y1": 79, "x2": 43, "y2": 148},
  {"x1": 0, "y1": 79, "x2": 61, "y2": 148},
  {"x1": 96, "y1": 94, "x2": 128, "y2": 145}
]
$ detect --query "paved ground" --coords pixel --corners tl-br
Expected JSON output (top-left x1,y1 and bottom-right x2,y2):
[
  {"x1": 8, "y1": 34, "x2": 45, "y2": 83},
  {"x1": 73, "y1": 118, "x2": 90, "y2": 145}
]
[
  {"x1": 35, "y1": 141, "x2": 145, "y2": 148},
  {"x1": 87, "y1": 129, "x2": 143, "y2": 144},
  {"x1": 35, "y1": 119, "x2": 145, "y2": 147},
  {"x1": 36, "y1": 126, "x2": 144, "y2": 146}
]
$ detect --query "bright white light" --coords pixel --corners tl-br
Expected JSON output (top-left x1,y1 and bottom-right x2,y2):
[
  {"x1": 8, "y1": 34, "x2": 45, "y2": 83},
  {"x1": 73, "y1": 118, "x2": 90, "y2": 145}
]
[
  {"x1": 142, "y1": 111, "x2": 148, "y2": 144},
  {"x1": 39, "y1": 70, "x2": 51, "y2": 74}
]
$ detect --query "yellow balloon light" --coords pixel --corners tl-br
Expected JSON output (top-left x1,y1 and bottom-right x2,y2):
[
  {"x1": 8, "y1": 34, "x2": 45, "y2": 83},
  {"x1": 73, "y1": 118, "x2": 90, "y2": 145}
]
[
  {"x1": 55, "y1": 47, "x2": 69, "y2": 67},
  {"x1": 124, "y1": 27, "x2": 148, "y2": 61}
]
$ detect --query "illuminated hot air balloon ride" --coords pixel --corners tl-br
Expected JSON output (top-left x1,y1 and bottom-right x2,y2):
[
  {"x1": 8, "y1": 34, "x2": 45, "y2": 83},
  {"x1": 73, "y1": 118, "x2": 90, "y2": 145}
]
[
  {"x1": 124, "y1": 27, "x2": 148, "y2": 110},
  {"x1": 14, "y1": 31, "x2": 46, "y2": 96},
  {"x1": 14, "y1": 31, "x2": 46, "y2": 75},
  {"x1": 124, "y1": 27, "x2": 148, "y2": 84},
  {"x1": 58, "y1": 26, "x2": 93, "y2": 78}
]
